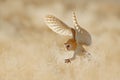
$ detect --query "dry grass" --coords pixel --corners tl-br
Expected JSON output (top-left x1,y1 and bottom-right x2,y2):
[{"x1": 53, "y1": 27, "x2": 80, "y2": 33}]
[{"x1": 0, "y1": 0, "x2": 120, "y2": 80}]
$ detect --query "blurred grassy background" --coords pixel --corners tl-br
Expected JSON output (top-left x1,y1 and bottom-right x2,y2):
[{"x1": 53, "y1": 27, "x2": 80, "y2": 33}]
[{"x1": 0, "y1": 0, "x2": 120, "y2": 80}]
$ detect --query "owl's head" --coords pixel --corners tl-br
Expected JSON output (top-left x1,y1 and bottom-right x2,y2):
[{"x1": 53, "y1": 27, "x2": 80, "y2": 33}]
[{"x1": 64, "y1": 39, "x2": 77, "y2": 51}]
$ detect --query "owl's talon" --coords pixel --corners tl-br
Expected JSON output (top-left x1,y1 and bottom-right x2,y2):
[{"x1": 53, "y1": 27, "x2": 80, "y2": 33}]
[{"x1": 65, "y1": 59, "x2": 71, "y2": 63}]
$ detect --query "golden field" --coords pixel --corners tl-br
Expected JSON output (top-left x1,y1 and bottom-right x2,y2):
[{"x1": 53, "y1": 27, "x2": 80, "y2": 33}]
[{"x1": 0, "y1": 0, "x2": 120, "y2": 80}]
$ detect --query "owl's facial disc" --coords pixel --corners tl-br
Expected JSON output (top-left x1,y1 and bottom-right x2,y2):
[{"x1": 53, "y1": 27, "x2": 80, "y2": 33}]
[{"x1": 64, "y1": 38, "x2": 76, "y2": 51}]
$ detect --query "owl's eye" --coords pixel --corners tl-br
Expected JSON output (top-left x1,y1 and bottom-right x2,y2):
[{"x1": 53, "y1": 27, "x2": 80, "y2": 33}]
[
  {"x1": 66, "y1": 44, "x2": 71, "y2": 48},
  {"x1": 67, "y1": 45, "x2": 70, "y2": 47}
]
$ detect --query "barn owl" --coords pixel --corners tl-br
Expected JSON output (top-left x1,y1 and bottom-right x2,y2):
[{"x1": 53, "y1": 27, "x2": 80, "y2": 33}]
[{"x1": 44, "y1": 11, "x2": 92, "y2": 63}]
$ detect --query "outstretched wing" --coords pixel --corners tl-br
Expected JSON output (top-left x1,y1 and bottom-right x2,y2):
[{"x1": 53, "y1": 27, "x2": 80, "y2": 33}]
[
  {"x1": 75, "y1": 26, "x2": 92, "y2": 46},
  {"x1": 72, "y1": 11, "x2": 92, "y2": 46},
  {"x1": 44, "y1": 15, "x2": 72, "y2": 36}
]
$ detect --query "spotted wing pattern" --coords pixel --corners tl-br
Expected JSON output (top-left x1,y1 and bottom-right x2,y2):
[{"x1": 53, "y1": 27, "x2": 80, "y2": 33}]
[{"x1": 45, "y1": 15, "x2": 72, "y2": 36}]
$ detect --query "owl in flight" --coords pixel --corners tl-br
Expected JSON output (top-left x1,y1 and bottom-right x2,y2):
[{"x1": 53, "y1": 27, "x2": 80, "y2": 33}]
[{"x1": 44, "y1": 11, "x2": 92, "y2": 63}]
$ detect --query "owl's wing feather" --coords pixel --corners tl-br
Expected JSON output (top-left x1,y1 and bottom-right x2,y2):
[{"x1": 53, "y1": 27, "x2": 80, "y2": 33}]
[
  {"x1": 75, "y1": 25, "x2": 92, "y2": 46},
  {"x1": 45, "y1": 15, "x2": 72, "y2": 36},
  {"x1": 72, "y1": 11, "x2": 92, "y2": 46}
]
